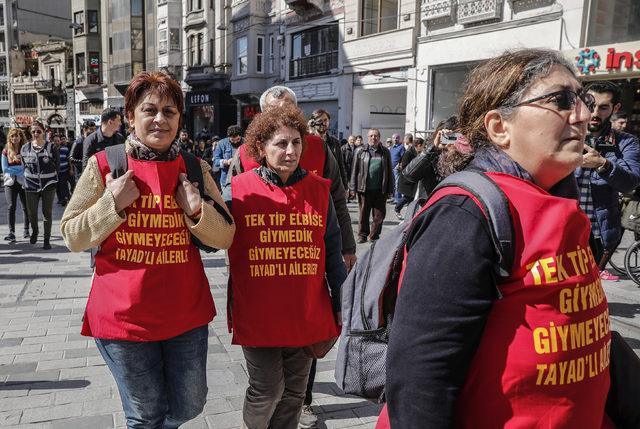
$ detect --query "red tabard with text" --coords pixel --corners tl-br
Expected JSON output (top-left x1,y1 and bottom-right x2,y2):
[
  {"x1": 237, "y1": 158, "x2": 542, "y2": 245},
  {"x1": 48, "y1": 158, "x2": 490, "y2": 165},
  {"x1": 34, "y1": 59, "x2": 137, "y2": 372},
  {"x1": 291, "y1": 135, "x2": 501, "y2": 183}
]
[
  {"x1": 377, "y1": 172, "x2": 611, "y2": 429},
  {"x1": 228, "y1": 170, "x2": 339, "y2": 347},
  {"x1": 83, "y1": 152, "x2": 215, "y2": 341},
  {"x1": 238, "y1": 134, "x2": 326, "y2": 177}
]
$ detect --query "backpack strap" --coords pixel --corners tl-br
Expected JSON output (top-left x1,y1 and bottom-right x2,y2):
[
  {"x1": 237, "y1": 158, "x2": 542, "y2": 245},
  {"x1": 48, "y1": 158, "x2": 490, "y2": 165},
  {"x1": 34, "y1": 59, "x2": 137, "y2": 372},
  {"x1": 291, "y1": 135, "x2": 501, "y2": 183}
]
[
  {"x1": 431, "y1": 171, "x2": 514, "y2": 279},
  {"x1": 181, "y1": 149, "x2": 233, "y2": 225},
  {"x1": 105, "y1": 144, "x2": 128, "y2": 178}
]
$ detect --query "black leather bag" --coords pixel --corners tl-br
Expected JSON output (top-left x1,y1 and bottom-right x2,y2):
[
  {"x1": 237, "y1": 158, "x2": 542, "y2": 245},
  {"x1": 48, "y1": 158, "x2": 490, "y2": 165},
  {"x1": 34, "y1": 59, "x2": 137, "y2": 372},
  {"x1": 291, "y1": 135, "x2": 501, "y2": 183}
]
[{"x1": 605, "y1": 331, "x2": 640, "y2": 429}]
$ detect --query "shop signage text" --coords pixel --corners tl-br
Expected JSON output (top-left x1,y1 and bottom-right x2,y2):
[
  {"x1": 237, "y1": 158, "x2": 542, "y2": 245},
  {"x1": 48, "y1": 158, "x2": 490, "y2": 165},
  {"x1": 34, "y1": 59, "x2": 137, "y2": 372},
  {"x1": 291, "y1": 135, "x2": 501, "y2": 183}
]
[
  {"x1": 574, "y1": 44, "x2": 640, "y2": 75},
  {"x1": 186, "y1": 92, "x2": 212, "y2": 106}
]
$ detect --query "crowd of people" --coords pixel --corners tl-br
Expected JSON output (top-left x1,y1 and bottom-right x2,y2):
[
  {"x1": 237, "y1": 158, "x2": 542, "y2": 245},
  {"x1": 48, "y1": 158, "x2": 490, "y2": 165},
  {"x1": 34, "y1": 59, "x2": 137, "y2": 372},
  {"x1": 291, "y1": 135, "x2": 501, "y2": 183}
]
[{"x1": 2, "y1": 46, "x2": 640, "y2": 428}]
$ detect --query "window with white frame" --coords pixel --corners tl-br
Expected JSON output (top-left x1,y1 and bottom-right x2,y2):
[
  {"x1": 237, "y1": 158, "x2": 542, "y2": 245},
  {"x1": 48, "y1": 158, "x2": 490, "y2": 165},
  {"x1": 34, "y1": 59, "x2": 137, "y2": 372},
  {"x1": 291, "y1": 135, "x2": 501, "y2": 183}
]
[
  {"x1": 361, "y1": 0, "x2": 398, "y2": 36},
  {"x1": 237, "y1": 36, "x2": 247, "y2": 75},
  {"x1": 256, "y1": 35, "x2": 264, "y2": 74},
  {"x1": 88, "y1": 10, "x2": 98, "y2": 33},
  {"x1": 268, "y1": 34, "x2": 275, "y2": 74},
  {"x1": 0, "y1": 82, "x2": 8, "y2": 102},
  {"x1": 73, "y1": 11, "x2": 84, "y2": 35},
  {"x1": 188, "y1": 35, "x2": 195, "y2": 66},
  {"x1": 159, "y1": 29, "x2": 168, "y2": 54},
  {"x1": 197, "y1": 33, "x2": 203, "y2": 65}
]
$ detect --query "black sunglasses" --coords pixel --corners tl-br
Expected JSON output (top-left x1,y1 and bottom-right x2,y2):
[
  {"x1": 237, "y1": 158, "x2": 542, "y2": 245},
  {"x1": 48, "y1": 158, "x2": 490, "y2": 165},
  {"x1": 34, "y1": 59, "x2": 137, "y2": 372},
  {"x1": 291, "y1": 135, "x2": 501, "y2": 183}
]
[{"x1": 510, "y1": 89, "x2": 595, "y2": 113}]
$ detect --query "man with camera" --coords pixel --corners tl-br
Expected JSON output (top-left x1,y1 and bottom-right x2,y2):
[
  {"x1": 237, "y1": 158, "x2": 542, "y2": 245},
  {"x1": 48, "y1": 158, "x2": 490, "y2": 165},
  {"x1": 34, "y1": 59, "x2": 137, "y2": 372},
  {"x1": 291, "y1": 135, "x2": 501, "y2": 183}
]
[
  {"x1": 309, "y1": 109, "x2": 349, "y2": 190},
  {"x1": 574, "y1": 81, "x2": 640, "y2": 280}
]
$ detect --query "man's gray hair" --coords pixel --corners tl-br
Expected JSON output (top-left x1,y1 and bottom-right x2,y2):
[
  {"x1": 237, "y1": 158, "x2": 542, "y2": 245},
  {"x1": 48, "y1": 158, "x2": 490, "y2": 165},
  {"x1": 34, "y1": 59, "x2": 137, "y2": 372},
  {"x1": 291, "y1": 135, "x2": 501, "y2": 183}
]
[{"x1": 259, "y1": 86, "x2": 298, "y2": 111}]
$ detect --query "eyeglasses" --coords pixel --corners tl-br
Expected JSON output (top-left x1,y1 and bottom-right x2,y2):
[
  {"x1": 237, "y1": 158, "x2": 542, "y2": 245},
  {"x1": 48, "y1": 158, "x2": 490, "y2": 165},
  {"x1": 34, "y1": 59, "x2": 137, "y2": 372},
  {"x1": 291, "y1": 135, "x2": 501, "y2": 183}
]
[{"x1": 509, "y1": 89, "x2": 595, "y2": 113}]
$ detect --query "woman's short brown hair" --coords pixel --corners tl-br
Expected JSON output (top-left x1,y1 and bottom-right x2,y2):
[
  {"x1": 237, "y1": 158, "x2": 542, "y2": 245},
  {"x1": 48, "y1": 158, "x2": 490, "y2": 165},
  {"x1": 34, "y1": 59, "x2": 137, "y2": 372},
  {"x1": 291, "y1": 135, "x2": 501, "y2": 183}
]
[
  {"x1": 124, "y1": 71, "x2": 184, "y2": 122},
  {"x1": 244, "y1": 105, "x2": 308, "y2": 164}
]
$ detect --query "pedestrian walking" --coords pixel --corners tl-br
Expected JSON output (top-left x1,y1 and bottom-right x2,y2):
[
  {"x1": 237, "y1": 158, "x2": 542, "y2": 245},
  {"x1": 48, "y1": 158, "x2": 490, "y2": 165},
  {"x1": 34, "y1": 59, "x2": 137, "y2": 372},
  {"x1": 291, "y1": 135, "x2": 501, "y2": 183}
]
[
  {"x1": 21, "y1": 120, "x2": 58, "y2": 250},
  {"x1": 342, "y1": 135, "x2": 357, "y2": 202},
  {"x1": 378, "y1": 48, "x2": 613, "y2": 428},
  {"x1": 60, "y1": 71, "x2": 236, "y2": 428},
  {"x1": 53, "y1": 134, "x2": 70, "y2": 206},
  {"x1": 214, "y1": 125, "x2": 244, "y2": 189},
  {"x1": 1, "y1": 127, "x2": 29, "y2": 242},
  {"x1": 394, "y1": 136, "x2": 424, "y2": 218},
  {"x1": 225, "y1": 105, "x2": 346, "y2": 429},
  {"x1": 69, "y1": 121, "x2": 96, "y2": 178},
  {"x1": 349, "y1": 128, "x2": 394, "y2": 243},
  {"x1": 575, "y1": 81, "x2": 640, "y2": 281},
  {"x1": 389, "y1": 133, "x2": 405, "y2": 205},
  {"x1": 82, "y1": 108, "x2": 125, "y2": 169}
]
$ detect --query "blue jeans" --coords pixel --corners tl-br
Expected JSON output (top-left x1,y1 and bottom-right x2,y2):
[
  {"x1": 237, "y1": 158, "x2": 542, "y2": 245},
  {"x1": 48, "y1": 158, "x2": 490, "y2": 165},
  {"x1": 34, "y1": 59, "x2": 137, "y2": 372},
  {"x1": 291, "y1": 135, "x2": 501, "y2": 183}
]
[{"x1": 95, "y1": 325, "x2": 209, "y2": 429}]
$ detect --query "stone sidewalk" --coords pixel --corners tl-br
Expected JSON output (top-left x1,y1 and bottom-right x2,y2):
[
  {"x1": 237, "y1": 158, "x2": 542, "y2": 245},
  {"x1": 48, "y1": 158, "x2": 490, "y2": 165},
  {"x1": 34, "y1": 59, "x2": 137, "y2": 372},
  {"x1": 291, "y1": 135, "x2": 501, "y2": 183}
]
[
  {"x1": 0, "y1": 199, "x2": 383, "y2": 429},
  {"x1": 2, "y1": 194, "x2": 640, "y2": 428}
]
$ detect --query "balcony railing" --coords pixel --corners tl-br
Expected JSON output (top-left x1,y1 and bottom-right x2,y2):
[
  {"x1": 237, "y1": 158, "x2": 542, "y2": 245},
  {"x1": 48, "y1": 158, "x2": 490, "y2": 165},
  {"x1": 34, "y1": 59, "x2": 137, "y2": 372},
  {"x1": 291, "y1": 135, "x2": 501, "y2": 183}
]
[
  {"x1": 34, "y1": 79, "x2": 62, "y2": 93},
  {"x1": 457, "y1": 0, "x2": 503, "y2": 25},
  {"x1": 422, "y1": 0, "x2": 455, "y2": 21},
  {"x1": 289, "y1": 51, "x2": 338, "y2": 80}
]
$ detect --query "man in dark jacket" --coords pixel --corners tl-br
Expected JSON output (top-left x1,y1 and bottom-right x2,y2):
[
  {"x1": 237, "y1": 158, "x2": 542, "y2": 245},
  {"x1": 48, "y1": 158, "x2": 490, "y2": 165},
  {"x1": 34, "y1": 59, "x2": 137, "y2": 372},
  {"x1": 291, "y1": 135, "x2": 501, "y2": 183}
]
[
  {"x1": 574, "y1": 81, "x2": 640, "y2": 280},
  {"x1": 310, "y1": 109, "x2": 349, "y2": 190},
  {"x1": 82, "y1": 108, "x2": 124, "y2": 168},
  {"x1": 342, "y1": 135, "x2": 356, "y2": 202},
  {"x1": 69, "y1": 121, "x2": 96, "y2": 177},
  {"x1": 350, "y1": 128, "x2": 394, "y2": 243},
  {"x1": 395, "y1": 137, "x2": 425, "y2": 218}
]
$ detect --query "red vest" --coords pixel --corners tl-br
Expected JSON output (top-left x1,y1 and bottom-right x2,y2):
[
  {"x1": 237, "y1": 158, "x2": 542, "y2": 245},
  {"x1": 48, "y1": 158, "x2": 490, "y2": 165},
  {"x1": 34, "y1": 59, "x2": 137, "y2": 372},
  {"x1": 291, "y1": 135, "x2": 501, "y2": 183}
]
[
  {"x1": 228, "y1": 170, "x2": 339, "y2": 347},
  {"x1": 238, "y1": 134, "x2": 326, "y2": 177},
  {"x1": 377, "y1": 172, "x2": 611, "y2": 429},
  {"x1": 83, "y1": 152, "x2": 215, "y2": 341}
]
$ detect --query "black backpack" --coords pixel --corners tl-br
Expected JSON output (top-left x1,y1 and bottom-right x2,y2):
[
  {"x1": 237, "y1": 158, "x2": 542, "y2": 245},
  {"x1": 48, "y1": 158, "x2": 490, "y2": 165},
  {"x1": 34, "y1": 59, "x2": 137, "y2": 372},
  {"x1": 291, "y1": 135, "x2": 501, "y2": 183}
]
[
  {"x1": 90, "y1": 144, "x2": 233, "y2": 266},
  {"x1": 334, "y1": 170, "x2": 514, "y2": 403}
]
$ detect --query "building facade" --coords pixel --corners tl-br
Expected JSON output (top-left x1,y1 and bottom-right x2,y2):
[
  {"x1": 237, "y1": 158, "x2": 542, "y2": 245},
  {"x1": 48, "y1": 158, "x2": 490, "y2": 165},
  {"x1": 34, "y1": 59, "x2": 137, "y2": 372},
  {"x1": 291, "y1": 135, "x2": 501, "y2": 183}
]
[
  {"x1": 1, "y1": 0, "x2": 71, "y2": 130},
  {"x1": 34, "y1": 41, "x2": 73, "y2": 134},
  {"x1": 182, "y1": 0, "x2": 237, "y2": 139},
  {"x1": 342, "y1": 0, "x2": 420, "y2": 139}
]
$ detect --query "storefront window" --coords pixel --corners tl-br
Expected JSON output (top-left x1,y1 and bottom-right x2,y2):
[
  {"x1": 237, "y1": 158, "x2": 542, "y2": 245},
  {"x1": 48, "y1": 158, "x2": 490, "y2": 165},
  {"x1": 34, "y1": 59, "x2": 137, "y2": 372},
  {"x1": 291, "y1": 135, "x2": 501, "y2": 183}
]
[
  {"x1": 587, "y1": 0, "x2": 640, "y2": 46},
  {"x1": 429, "y1": 63, "x2": 477, "y2": 130},
  {"x1": 193, "y1": 105, "x2": 214, "y2": 137}
]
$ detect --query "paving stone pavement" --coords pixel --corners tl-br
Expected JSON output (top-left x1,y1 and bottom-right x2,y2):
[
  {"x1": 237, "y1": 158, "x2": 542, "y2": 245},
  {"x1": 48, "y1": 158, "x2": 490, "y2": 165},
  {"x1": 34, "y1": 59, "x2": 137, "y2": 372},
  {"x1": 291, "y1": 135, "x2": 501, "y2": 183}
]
[
  {"x1": 2, "y1": 192, "x2": 640, "y2": 428},
  {"x1": 0, "y1": 195, "x2": 387, "y2": 428}
]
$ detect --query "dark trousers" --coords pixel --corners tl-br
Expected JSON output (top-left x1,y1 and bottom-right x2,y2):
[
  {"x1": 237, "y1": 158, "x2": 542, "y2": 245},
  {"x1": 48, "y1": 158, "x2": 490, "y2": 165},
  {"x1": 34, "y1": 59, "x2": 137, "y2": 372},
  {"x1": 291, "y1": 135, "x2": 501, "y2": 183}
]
[
  {"x1": 242, "y1": 346, "x2": 313, "y2": 429},
  {"x1": 4, "y1": 182, "x2": 28, "y2": 233},
  {"x1": 25, "y1": 187, "x2": 55, "y2": 244},
  {"x1": 357, "y1": 191, "x2": 387, "y2": 240},
  {"x1": 56, "y1": 170, "x2": 70, "y2": 203},
  {"x1": 303, "y1": 359, "x2": 317, "y2": 406}
]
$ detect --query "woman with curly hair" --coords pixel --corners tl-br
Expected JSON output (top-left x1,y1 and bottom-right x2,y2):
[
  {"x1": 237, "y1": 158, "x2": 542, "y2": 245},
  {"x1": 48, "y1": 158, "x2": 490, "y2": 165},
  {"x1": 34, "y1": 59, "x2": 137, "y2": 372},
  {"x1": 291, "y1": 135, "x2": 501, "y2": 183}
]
[
  {"x1": 225, "y1": 105, "x2": 347, "y2": 429},
  {"x1": 2, "y1": 127, "x2": 29, "y2": 241}
]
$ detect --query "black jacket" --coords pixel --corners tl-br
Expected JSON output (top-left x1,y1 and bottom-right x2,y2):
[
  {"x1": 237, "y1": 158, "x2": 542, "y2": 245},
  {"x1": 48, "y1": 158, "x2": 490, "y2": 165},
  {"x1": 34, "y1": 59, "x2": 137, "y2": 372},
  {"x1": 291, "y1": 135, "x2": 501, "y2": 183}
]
[
  {"x1": 402, "y1": 145, "x2": 441, "y2": 197},
  {"x1": 349, "y1": 144, "x2": 393, "y2": 195},
  {"x1": 82, "y1": 128, "x2": 125, "y2": 169},
  {"x1": 341, "y1": 144, "x2": 356, "y2": 180},
  {"x1": 326, "y1": 134, "x2": 348, "y2": 189},
  {"x1": 396, "y1": 145, "x2": 419, "y2": 197}
]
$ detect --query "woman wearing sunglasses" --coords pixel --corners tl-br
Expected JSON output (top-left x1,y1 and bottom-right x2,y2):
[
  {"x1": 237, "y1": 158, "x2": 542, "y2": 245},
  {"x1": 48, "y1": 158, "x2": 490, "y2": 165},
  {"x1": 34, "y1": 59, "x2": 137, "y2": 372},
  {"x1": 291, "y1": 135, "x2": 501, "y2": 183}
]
[
  {"x1": 378, "y1": 49, "x2": 615, "y2": 428},
  {"x1": 20, "y1": 120, "x2": 58, "y2": 249}
]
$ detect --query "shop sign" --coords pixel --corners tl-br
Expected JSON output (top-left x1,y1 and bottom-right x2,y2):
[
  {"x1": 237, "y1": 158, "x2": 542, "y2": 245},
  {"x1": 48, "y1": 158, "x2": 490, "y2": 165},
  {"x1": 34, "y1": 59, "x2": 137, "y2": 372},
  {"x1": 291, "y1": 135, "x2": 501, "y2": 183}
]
[
  {"x1": 15, "y1": 115, "x2": 35, "y2": 126},
  {"x1": 569, "y1": 41, "x2": 640, "y2": 78},
  {"x1": 186, "y1": 91, "x2": 212, "y2": 106},
  {"x1": 242, "y1": 105, "x2": 259, "y2": 119}
]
